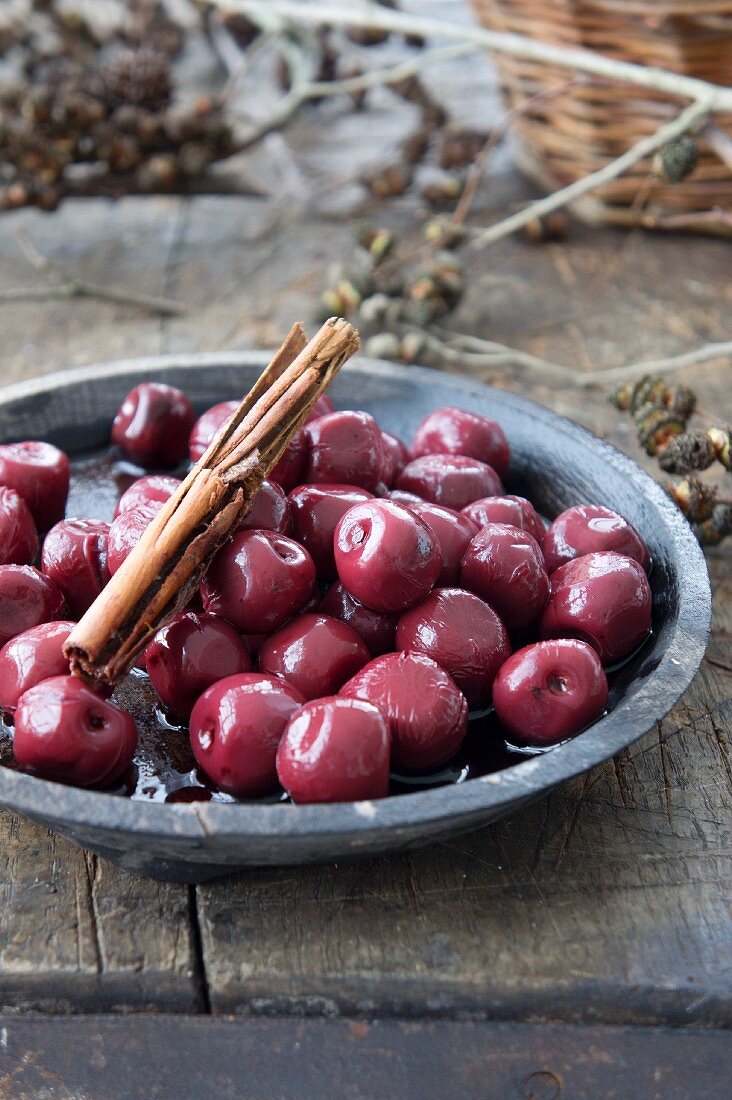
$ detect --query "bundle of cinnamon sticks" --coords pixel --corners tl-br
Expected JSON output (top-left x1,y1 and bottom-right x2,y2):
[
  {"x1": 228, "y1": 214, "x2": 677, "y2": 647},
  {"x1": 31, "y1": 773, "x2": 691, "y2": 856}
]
[{"x1": 65, "y1": 317, "x2": 360, "y2": 687}]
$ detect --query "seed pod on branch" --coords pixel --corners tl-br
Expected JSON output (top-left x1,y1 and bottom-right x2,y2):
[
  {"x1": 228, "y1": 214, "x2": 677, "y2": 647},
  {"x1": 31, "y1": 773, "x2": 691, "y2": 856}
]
[
  {"x1": 695, "y1": 504, "x2": 732, "y2": 547},
  {"x1": 658, "y1": 430, "x2": 716, "y2": 474},
  {"x1": 635, "y1": 407, "x2": 686, "y2": 456},
  {"x1": 665, "y1": 477, "x2": 717, "y2": 523}
]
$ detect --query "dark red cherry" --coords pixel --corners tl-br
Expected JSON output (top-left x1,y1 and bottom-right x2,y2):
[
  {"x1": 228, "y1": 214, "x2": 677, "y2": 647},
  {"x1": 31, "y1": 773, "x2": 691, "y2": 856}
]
[
  {"x1": 259, "y1": 613, "x2": 369, "y2": 700},
  {"x1": 305, "y1": 394, "x2": 335, "y2": 423},
  {"x1": 493, "y1": 639, "x2": 608, "y2": 745},
  {"x1": 107, "y1": 500, "x2": 163, "y2": 574},
  {"x1": 318, "y1": 582, "x2": 398, "y2": 656},
  {"x1": 112, "y1": 382, "x2": 194, "y2": 468},
  {"x1": 270, "y1": 430, "x2": 307, "y2": 492},
  {"x1": 189, "y1": 400, "x2": 239, "y2": 463},
  {"x1": 41, "y1": 518, "x2": 110, "y2": 616},
  {"x1": 200, "y1": 529, "x2": 315, "y2": 634},
  {"x1": 460, "y1": 522, "x2": 549, "y2": 630},
  {"x1": 302, "y1": 411, "x2": 386, "y2": 493},
  {"x1": 14, "y1": 675, "x2": 137, "y2": 788},
  {"x1": 239, "y1": 479, "x2": 291, "y2": 535},
  {"x1": 0, "y1": 486, "x2": 39, "y2": 566},
  {"x1": 408, "y1": 500, "x2": 478, "y2": 585},
  {"x1": 540, "y1": 551, "x2": 652, "y2": 665},
  {"x1": 341, "y1": 651, "x2": 468, "y2": 771},
  {"x1": 276, "y1": 696, "x2": 390, "y2": 804},
  {"x1": 0, "y1": 441, "x2": 69, "y2": 530},
  {"x1": 380, "y1": 431, "x2": 410, "y2": 487},
  {"x1": 396, "y1": 453, "x2": 502, "y2": 510},
  {"x1": 462, "y1": 495, "x2": 545, "y2": 545},
  {"x1": 190, "y1": 672, "x2": 305, "y2": 797},
  {"x1": 543, "y1": 505, "x2": 650, "y2": 574},
  {"x1": 114, "y1": 474, "x2": 181, "y2": 518},
  {"x1": 0, "y1": 566, "x2": 67, "y2": 647},
  {"x1": 397, "y1": 587, "x2": 510, "y2": 708},
  {"x1": 145, "y1": 611, "x2": 253, "y2": 717},
  {"x1": 334, "y1": 499, "x2": 442, "y2": 613},
  {"x1": 411, "y1": 406, "x2": 510, "y2": 478},
  {"x1": 288, "y1": 484, "x2": 373, "y2": 579},
  {"x1": 387, "y1": 489, "x2": 423, "y2": 506},
  {"x1": 0, "y1": 621, "x2": 75, "y2": 712}
]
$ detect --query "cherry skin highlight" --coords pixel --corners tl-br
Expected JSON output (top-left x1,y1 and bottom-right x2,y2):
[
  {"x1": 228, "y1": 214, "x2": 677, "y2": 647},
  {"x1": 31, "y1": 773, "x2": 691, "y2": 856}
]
[
  {"x1": 396, "y1": 587, "x2": 511, "y2": 708},
  {"x1": 41, "y1": 518, "x2": 111, "y2": 616},
  {"x1": 259, "y1": 613, "x2": 370, "y2": 700},
  {"x1": 190, "y1": 672, "x2": 305, "y2": 797},
  {"x1": 188, "y1": 400, "x2": 239, "y2": 463},
  {"x1": 276, "y1": 696, "x2": 390, "y2": 804},
  {"x1": 460, "y1": 522, "x2": 549, "y2": 630},
  {"x1": 107, "y1": 500, "x2": 164, "y2": 574},
  {"x1": 302, "y1": 410, "x2": 386, "y2": 493},
  {"x1": 112, "y1": 382, "x2": 195, "y2": 468},
  {"x1": 0, "y1": 441, "x2": 69, "y2": 530},
  {"x1": 114, "y1": 474, "x2": 181, "y2": 518},
  {"x1": 0, "y1": 566, "x2": 67, "y2": 647},
  {"x1": 201, "y1": 529, "x2": 316, "y2": 634},
  {"x1": 14, "y1": 675, "x2": 137, "y2": 788},
  {"x1": 396, "y1": 453, "x2": 502, "y2": 511},
  {"x1": 318, "y1": 582, "x2": 398, "y2": 656},
  {"x1": 0, "y1": 621, "x2": 75, "y2": 712},
  {"x1": 543, "y1": 504, "x2": 649, "y2": 574},
  {"x1": 408, "y1": 500, "x2": 478, "y2": 585},
  {"x1": 462, "y1": 495, "x2": 545, "y2": 546},
  {"x1": 334, "y1": 499, "x2": 442, "y2": 613},
  {"x1": 0, "y1": 486, "x2": 38, "y2": 566},
  {"x1": 289, "y1": 484, "x2": 373, "y2": 580},
  {"x1": 493, "y1": 639, "x2": 609, "y2": 745},
  {"x1": 411, "y1": 406, "x2": 510, "y2": 478},
  {"x1": 341, "y1": 651, "x2": 469, "y2": 771},
  {"x1": 540, "y1": 551, "x2": 652, "y2": 664},
  {"x1": 145, "y1": 611, "x2": 253, "y2": 718}
]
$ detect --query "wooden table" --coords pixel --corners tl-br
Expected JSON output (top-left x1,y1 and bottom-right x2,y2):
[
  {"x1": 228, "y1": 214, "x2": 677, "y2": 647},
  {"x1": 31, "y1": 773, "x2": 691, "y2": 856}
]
[{"x1": 0, "y1": 30, "x2": 729, "y2": 1098}]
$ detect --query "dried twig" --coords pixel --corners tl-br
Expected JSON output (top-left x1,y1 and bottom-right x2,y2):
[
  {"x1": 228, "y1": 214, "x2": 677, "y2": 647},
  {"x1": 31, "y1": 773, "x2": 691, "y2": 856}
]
[{"x1": 0, "y1": 281, "x2": 185, "y2": 316}]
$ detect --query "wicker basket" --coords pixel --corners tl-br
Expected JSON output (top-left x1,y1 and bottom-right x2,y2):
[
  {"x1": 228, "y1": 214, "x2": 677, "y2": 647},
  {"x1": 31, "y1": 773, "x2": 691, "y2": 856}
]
[{"x1": 470, "y1": 0, "x2": 732, "y2": 233}]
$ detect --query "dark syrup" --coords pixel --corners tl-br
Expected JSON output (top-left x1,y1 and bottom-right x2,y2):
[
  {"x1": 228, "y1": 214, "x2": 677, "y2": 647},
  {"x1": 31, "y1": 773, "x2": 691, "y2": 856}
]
[{"x1": 0, "y1": 449, "x2": 652, "y2": 803}]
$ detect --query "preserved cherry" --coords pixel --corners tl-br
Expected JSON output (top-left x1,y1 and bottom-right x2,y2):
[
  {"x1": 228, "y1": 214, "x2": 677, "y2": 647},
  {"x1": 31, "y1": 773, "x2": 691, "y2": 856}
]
[
  {"x1": 188, "y1": 400, "x2": 239, "y2": 463},
  {"x1": 318, "y1": 583, "x2": 398, "y2": 656},
  {"x1": 288, "y1": 484, "x2": 373, "y2": 580},
  {"x1": 238, "y1": 479, "x2": 291, "y2": 536},
  {"x1": 114, "y1": 474, "x2": 181, "y2": 518},
  {"x1": 460, "y1": 522, "x2": 549, "y2": 630},
  {"x1": 543, "y1": 504, "x2": 649, "y2": 574},
  {"x1": 259, "y1": 613, "x2": 369, "y2": 700},
  {"x1": 411, "y1": 406, "x2": 510, "y2": 478},
  {"x1": 107, "y1": 500, "x2": 164, "y2": 574},
  {"x1": 0, "y1": 621, "x2": 75, "y2": 712},
  {"x1": 112, "y1": 382, "x2": 195, "y2": 468},
  {"x1": 462, "y1": 495, "x2": 545, "y2": 545},
  {"x1": 396, "y1": 453, "x2": 502, "y2": 511},
  {"x1": 41, "y1": 518, "x2": 110, "y2": 616},
  {"x1": 0, "y1": 441, "x2": 69, "y2": 530},
  {"x1": 0, "y1": 565, "x2": 67, "y2": 647},
  {"x1": 302, "y1": 410, "x2": 385, "y2": 493},
  {"x1": 408, "y1": 500, "x2": 478, "y2": 585},
  {"x1": 0, "y1": 486, "x2": 38, "y2": 566}
]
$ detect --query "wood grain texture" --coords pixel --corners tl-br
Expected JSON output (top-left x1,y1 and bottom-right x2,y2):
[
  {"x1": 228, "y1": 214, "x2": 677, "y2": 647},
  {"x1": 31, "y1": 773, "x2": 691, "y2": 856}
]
[{"x1": 0, "y1": 14, "x2": 729, "y2": 1018}]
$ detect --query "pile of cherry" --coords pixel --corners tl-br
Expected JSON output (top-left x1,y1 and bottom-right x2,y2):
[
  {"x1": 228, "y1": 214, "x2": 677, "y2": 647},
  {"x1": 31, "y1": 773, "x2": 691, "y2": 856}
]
[{"x1": 0, "y1": 380, "x2": 653, "y2": 803}]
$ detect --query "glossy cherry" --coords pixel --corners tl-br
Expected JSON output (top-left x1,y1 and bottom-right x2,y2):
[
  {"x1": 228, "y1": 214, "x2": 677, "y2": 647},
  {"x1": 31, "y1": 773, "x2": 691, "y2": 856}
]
[
  {"x1": 397, "y1": 587, "x2": 510, "y2": 708},
  {"x1": 289, "y1": 484, "x2": 373, "y2": 579},
  {"x1": 318, "y1": 583, "x2": 398, "y2": 656},
  {"x1": 188, "y1": 400, "x2": 239, "y2": 462},
  {"x1": 408, "y1": 500, "x2": 478, "y2": 585},
  {"x1": 276, "y1": 696, "x2": 390, "y2": 804},
  {"x1": 305, "y1": 394, "x2": 335, "y2": 423},
  {"x1": 14, "y1": 675, "x2": 137, "y2": 788},
  {"x1": 460, "y1": 522, "x2": 549, "y2": 630},
  {"x1": 0, "y1": 566, "x2": 67, "y2": 647},
  {"x1": 41, "y1": 518, "x2": 110, "y2": 616},
  {"x1": 411, "y1": 406, "x2": 510, "y2": 478},
  {"x1": 462, "y1": 495, "x2": 545, "y2": 545},
  {"x1": 145, "y1": 611, "x2": 253, "y2": 717},
  {"x1": 0, "y1": 621, "x2": 75, "y2": 712},
  {"x1": 107, "y1": 500, "x2": 164, "y2": 574},
  {"x1": 380, "y1": 431, "x2": 410, "y2": 487},
  {"x1": 270, "y1": 430, "x2": 308, "y2": 493},
  {"x1": 341, "y1": 651, "x2": 468, "y2": 771},
  {"x1": 238, "y1": 479, "x2": 291, "y2": 536},
  {"x1": 396, "y1": 453, "x2": 503, "y2": 511},
  {"x1": 201, "y1": 529, "x2": 315, "y2": 634},
  {"x1": 190, "y1": 673, "x2": 305, "y2": 797},
  {"x1": 114, "y1": 474, "x2": 181, "y2": 518},
  {"x1": 112, "y1": 382, "x2": 195, "y2": 468},
  {"x1": 0, "y1": 486, "x2": 38, "y2": 566},
  {"x1": 0, "y1": 441, "x2": 69, "y2": 530},
  {"x1": 302, "y1": 411, "x2": 386, "y2": 493},
  {"x1": 543, "y1": 504, "x2": 650, "y2": 574},
  {"x1": 493, "y1": 639, "x2": 608, "y2": 745},
  {"x1": 540, "y1": 551, "x2": 652, "y2": 665},
  {"x1": 334, "y1": 499, "x2": 442, "y2": 613},
  {"x1": 259, "y1": 613, "x2": 370, "y2": 700}
]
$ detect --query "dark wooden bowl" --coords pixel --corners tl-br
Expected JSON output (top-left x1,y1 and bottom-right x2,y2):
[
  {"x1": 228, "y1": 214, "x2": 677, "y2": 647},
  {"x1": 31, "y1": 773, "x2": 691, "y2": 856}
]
[{"x1": 0, "y1": 354, "x2": 711, "y2": 882}]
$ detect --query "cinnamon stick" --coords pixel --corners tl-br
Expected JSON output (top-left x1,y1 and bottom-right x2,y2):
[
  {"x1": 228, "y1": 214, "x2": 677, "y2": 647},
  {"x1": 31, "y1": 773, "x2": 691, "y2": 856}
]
[{"x1": 65, "y1": 317, "x2": 360, "y2": 686}]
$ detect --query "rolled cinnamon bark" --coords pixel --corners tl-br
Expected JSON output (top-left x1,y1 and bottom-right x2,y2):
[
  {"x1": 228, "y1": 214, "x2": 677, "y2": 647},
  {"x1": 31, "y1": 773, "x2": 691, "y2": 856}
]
[{"x1": 65, "y1": 317, "x2": 360, "y2": 686}]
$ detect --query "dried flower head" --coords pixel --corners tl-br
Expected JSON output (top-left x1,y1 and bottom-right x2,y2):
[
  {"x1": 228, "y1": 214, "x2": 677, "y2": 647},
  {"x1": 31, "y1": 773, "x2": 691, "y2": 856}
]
[
  {"x1": 97, "y1": 49, "x2": 172, "y2": 114},
  {"x1": 706, "y1": 426, "x2": 731, "y2": 471},
  {"x1": 636, "y1": 407, "x2": 686, "y2": 455},
  {"x1": 665, "y1": 477, "x2": 717, "y2": 523},
  {"x1": 653, "y1": 135, "x2": 699, "y2": 184},
  {"x1": 695, "y1": 504, "x2": 732, "y2": 547},
  {"x1": 658, "y1": 430, "x2": 716, "y2": 474}
]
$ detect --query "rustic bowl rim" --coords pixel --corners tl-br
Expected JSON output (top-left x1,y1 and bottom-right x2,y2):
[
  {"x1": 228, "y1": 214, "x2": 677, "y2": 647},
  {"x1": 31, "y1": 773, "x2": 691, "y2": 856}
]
[{"x1": 0, "y1": 353, "x2": 711, "y2": 844}]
